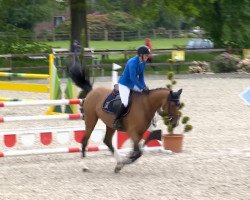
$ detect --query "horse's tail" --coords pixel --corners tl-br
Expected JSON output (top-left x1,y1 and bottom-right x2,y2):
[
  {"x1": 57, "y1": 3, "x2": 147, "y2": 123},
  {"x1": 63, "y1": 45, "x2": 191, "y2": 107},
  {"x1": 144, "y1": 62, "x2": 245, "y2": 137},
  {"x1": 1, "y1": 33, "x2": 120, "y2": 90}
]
[{"x1": 68, "y1": 61, "x2": 93, "y2": 96}]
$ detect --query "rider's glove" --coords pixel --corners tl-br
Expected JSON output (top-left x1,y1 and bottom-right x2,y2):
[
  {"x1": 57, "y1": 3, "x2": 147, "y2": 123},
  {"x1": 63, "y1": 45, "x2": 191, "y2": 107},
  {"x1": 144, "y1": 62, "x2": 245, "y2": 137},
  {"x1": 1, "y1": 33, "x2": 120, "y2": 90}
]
[{"x1": 143, "y1": 86, "x2": 150, "y2": 94}]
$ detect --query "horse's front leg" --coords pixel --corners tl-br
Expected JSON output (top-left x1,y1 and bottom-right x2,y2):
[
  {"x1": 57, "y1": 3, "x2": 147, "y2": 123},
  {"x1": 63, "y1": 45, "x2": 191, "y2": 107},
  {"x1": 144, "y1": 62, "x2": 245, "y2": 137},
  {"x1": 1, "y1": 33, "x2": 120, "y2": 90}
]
[
  {"x1": 114, "y1": 140, "x2": 142, "y2": 173},
  {"x1": 125, "y1": 143, "x2": 142, "y2": 164}
]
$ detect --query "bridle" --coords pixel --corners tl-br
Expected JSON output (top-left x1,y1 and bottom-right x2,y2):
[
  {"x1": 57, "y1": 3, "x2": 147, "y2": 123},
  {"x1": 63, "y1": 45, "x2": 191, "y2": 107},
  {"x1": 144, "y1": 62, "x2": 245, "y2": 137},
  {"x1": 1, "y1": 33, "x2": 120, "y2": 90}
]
[{"x1": 166, "y1": 95, "x2": 181, "y2": 126}]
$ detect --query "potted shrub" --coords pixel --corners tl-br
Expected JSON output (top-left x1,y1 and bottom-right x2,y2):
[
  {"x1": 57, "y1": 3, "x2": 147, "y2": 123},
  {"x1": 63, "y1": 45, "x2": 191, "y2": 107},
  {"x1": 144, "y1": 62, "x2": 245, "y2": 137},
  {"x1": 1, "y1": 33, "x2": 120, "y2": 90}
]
[{"x1": 160, "y1": 72, "x2": 193, "y2": 153}]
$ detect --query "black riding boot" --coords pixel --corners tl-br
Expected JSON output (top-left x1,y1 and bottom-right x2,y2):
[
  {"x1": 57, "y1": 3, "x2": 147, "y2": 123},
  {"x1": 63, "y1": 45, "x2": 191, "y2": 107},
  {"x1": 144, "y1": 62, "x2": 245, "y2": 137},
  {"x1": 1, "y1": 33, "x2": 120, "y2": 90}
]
[{"x1": 113, "y1": 104, "x2": 126, "y2": 129}]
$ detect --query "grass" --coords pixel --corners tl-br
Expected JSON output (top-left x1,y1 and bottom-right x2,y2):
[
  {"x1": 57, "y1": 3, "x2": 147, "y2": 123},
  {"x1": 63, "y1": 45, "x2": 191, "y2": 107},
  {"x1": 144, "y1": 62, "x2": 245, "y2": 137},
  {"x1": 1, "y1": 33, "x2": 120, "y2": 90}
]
[
  {"x1": 44, "y1": 38, "x2": 189, "y2": 50},
  {"x1": 44, "y1": 38, "x2": 190, "y2": 63}
]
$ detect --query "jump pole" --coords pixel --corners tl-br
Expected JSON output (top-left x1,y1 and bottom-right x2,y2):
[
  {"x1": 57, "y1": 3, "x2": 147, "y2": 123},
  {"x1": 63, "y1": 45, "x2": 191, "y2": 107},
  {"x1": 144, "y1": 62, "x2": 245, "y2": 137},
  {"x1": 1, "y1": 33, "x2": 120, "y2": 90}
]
[
  {"x1": 0, "y1": 113, "x2": 82, "y2": 123},
  {"x1": 0, "y1": 64, "x2": 51, "y2": 93},
  {"x1": 0, "y1": 146, "x2": 110, "y2": 158},
  {"x1": 0, "y1": 54, "x2": 60, "y2": 103},
  {"x1": 0, "y1": 72, "x2": 49, "y2": 79},
  {"x1": 0, "y1": 125, "x2": 169, "y2": 158},
  {"x1": 0, "y1": 146, "x2": 170, "y2": 158},
  {"x1": 0, "y1": 99, "x2": 82, "y2": 107},
  {"x1": 0, "y1": 97, "x2": 33, "y2": 102}
]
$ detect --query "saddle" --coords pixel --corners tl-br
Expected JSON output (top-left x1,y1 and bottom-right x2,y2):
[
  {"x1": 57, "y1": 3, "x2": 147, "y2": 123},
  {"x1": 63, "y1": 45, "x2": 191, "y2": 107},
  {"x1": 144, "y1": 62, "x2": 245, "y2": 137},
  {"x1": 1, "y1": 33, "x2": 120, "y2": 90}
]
[{"x1": 102, "y1": 85, "x2": 132, "y2": 116}]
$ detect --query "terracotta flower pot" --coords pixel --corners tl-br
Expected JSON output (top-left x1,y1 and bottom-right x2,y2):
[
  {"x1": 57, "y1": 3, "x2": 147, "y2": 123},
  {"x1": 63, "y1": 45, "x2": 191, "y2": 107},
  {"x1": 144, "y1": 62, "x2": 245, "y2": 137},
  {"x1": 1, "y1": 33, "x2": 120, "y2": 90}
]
[{"x1": 162, "y1": 134, "x2": 184, "y2": 153}]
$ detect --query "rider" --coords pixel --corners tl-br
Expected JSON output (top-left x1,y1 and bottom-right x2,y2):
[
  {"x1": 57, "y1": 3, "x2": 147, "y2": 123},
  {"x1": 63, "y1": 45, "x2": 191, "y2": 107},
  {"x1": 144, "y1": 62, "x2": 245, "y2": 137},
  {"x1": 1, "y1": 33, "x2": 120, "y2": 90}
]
[{"x1": 113, "y1": 45, "x2": 151, "y2": 129}]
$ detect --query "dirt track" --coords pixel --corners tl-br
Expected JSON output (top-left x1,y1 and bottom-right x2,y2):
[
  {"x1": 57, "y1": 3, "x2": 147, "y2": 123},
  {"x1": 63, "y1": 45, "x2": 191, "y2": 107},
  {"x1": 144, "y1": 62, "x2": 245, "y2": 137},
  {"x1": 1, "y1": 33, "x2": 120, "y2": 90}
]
[{"x1": 0, "y1": 74, "x2": 250, "y2": 200}]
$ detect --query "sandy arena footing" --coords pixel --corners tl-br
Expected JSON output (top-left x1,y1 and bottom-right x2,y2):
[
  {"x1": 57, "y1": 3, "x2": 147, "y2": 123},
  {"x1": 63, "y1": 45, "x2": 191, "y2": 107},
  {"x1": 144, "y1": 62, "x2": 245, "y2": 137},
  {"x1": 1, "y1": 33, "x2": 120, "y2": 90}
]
[{"x1": 0, "y1": 73, "x2": 250, "y2": 200}]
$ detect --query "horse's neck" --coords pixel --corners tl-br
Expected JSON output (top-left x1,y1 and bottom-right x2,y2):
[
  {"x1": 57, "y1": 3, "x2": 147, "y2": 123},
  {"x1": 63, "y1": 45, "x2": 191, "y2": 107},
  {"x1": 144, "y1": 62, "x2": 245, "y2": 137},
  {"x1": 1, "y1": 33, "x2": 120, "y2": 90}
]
[{"x1": 148, "y1": 89, "x2": 169, "y2": 111}]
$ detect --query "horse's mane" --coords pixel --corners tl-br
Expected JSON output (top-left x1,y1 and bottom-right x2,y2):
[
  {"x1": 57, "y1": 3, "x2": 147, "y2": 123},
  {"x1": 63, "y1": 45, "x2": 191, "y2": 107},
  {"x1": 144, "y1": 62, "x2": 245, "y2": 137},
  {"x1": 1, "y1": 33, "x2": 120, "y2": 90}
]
[
  {"x1": 132, "y1": 87, "x2": 169, "y2": 96},
  {"x1": 151, "y1": 87, "x2": 169, "y2": 91}
]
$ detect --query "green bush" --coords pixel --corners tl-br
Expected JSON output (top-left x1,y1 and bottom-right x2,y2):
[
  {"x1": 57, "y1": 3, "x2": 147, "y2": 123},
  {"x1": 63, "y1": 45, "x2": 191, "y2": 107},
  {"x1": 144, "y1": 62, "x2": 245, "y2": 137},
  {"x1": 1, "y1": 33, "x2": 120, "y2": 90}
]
[
  {"x1": 210, "y1": 53, "x2": 240, "y2": 73},
  {"x1": 185, "y1": 52, "x2": 219, "y2": 62},
  {"x1": 0, "y1": 39, "x2": 52, "y2": 54}
]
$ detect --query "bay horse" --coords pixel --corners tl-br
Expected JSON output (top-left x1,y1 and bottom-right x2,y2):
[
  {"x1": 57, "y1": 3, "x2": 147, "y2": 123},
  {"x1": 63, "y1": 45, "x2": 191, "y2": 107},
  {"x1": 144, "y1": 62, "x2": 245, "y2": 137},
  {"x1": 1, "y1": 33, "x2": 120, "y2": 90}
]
[{"x1": 69, "y1": 65, "x2": 182, "y2": 173}]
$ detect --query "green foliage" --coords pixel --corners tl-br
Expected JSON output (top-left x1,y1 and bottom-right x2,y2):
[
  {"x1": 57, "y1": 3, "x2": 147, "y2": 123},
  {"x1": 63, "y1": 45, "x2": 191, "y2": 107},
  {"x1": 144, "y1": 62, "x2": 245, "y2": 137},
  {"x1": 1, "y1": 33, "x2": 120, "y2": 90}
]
[
  {"x1": 184, "y1": 124, "x2": 193, "y2": 132},
  {"x1": 0, "y1": 38, "x2": 52, "y2": 54},
  {"x1": 0, "y1": 0, "x2": 53, "y2": 30},
  {"x1": 161, "y1": 72, "x2": 193, "y2": 134},
  {"x1": 210, "y1": 53, "x2": 240, "y2": 73},
  {"x1": 87, "y1": 13, "x2": 112, "y2": 32},
  {"x1": 194, "y1": 0, "x2": 250, "y2": 48},
  {"x1": 167, "y1": 124, "x2": 174, "y2": 134},
  {"x1": 57, "y1": 11, "x2": 148, "y2": 39},
  {"x1": 179, "y1": 102, "x2": 184, "y2": 110},
  {"x1": 135, "y1": 0, "x2": 199, "y2": 29},
  {"x1": 167, "y1": 71, "x2": 175, "y2": 80},
  {"x1": 185, "y1": 52, "x2": 219, "y2": 62},
  {"x1": 109, "y1": 11, "x2": 144, "y2": 32},
  {"x1": 0, "y1": 0, "x2": 54, "y2": 54},
  {"x1": 181, "y1": 116, "x2": 190, "y2": 124},
  {"x1": 166, "y1": 84, "x2": 172, "y2": 90}
]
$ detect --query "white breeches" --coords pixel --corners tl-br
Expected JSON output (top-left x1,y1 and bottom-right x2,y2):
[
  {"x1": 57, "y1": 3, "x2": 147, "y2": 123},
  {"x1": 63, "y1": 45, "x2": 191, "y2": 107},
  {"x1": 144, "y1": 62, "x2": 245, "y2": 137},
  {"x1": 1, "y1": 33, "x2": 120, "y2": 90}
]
[{"x1": 118, "y1": 84, "x2": 142, "y2": 107}]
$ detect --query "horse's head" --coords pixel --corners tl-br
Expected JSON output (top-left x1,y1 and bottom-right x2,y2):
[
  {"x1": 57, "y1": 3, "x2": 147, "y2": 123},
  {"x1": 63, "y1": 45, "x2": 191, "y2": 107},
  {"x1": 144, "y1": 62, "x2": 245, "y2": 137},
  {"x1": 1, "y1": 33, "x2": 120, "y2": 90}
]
[{"x1": 161, "y1": 89, "x2": 182, "y2": 128}]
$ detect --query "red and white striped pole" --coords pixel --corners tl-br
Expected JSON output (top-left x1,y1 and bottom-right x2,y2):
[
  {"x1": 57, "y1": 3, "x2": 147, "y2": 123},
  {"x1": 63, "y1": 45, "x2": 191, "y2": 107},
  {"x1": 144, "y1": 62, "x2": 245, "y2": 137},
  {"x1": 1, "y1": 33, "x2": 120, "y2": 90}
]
[
  {"x1": 0, "y1": 145, "x2": 109, "y2": 158},
  {"x1": 0, "y1": 146, "x2": 170, "y2": 158}
]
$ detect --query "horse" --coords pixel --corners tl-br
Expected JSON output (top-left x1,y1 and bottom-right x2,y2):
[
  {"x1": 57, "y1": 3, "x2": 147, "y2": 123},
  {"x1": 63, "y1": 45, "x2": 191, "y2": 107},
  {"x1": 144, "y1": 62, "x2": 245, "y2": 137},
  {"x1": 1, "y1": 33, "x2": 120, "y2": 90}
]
[{"x1": 69, "y1": 66, "x2": 182, "y2": 173}]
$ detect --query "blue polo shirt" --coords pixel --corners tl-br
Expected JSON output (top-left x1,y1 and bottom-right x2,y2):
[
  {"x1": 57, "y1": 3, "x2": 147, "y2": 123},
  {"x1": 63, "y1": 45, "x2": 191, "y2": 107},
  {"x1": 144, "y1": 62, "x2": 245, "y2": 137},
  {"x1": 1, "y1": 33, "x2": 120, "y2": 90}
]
[{"x1": 118, "y1": 56, "x2": 146, "y2": 90}]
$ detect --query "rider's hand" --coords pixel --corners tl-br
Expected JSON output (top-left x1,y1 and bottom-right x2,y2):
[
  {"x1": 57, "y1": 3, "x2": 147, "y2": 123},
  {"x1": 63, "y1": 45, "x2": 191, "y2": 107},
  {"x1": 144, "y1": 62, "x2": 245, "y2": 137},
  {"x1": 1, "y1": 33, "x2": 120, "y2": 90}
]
[{"x1": 143, "y1": 86, "x2": 150, "y2": 94}]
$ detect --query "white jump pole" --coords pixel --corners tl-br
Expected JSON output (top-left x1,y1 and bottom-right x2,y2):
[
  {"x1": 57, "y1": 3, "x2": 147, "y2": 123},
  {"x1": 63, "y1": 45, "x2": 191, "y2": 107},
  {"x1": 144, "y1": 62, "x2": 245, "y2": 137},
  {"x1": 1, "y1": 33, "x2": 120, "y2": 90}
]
[
  {"x1": 0, "y1": 99, "x2": 82, "y2": 108},
  {"x1": 0, "y1": 113, "x2": 82, "y2": 123}
]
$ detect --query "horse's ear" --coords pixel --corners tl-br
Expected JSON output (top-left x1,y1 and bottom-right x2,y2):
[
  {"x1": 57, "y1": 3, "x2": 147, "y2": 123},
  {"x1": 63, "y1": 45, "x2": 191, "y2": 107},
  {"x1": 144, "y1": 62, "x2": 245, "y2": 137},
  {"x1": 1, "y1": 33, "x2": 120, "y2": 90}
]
[{"x1": 177, "y1": 89, "x2": 182, "y2": 95}]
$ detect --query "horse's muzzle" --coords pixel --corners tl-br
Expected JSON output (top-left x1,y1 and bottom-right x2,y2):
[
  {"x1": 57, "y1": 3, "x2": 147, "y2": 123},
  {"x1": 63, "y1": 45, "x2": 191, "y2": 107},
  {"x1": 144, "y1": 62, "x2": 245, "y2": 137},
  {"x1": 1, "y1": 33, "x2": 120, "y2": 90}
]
[{"x1": 172, "y1": 119, "x2": 179, "y2": 128}]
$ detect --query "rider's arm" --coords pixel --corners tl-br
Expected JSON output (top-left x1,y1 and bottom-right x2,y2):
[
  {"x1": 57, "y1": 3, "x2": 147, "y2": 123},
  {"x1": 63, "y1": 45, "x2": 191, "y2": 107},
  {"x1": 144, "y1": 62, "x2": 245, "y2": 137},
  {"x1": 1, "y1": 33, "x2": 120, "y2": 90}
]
[
  {"x1": 138, "y1": 63, "x2": 146, "y2": 88},
  {"x1": 128, "y1": 62, "x2": 145, "y2": 90}
]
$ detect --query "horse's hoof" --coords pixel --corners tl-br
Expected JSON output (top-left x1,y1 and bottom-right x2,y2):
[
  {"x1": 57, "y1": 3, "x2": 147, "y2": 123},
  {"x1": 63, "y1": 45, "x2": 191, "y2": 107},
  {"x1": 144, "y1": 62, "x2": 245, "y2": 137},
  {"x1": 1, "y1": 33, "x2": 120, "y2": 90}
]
[
  {"x1": 114, "y1": 166, "x2": 121, "y2": 173},
  {"x1": 82, "y1": 167, "x2": 90, "y2": 172},
  {"x1": 114, "y1": 162, "x2": 124, "y2": 173}
]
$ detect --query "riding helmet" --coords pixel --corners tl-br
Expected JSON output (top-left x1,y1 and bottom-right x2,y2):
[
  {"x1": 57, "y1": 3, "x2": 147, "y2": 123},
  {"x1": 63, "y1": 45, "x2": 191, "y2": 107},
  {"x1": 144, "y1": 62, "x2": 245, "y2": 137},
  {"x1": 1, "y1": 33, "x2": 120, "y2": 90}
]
[{"x1": 136, "y1": 45, "x2": 150, "y2": 55}]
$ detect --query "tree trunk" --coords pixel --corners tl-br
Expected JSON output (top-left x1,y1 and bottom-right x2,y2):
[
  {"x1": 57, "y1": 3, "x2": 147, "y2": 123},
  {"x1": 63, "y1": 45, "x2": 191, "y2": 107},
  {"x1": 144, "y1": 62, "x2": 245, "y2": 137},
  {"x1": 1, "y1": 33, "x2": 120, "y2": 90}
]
[
  {"x1": 211, "y1": 1, "x2": 223, "y2": 47},
  {"x1": 70, "y1": 0, "x2": 88, "y2": 52}
]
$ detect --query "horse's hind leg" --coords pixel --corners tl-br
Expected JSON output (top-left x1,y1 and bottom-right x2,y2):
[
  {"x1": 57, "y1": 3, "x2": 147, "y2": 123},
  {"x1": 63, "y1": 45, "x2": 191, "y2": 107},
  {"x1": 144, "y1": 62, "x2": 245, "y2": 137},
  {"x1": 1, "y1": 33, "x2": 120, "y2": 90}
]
[
  {"x1": 103, "y1": 126, "x2": 115, "y2": 154},
  {"x1": 81, "y1": 114, "x2": 98, "y2": 172}
]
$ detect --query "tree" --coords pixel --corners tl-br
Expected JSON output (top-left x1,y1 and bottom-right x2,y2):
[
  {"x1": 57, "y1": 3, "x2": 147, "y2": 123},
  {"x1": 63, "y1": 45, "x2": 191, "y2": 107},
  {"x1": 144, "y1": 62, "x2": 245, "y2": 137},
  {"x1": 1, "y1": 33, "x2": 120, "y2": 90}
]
[
  {"x1": 136, "y1": 0, "x2": 250, "y2": 48},
  {"x1": 0, "y1": 0, "x2": 54, "y2": 54},
  {"x1": 191, "y1": 0, "x2": 250, "y2": 48},
  {"x1": 70, "y1": 0, "x2": 88, "y2": 51},
  {"x1": 0, "y1": 0, "x2": 53, "y2": 31}
]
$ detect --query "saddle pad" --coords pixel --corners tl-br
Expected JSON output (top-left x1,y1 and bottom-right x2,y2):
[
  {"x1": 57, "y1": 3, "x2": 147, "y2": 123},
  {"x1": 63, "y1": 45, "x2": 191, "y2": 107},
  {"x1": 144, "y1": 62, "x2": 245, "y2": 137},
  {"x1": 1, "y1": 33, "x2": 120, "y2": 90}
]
[
  {"x1": 102, "y1": 91, "x2": 119, "y2": 114},
  {"x1": 102, "y1": 90, "x2": 131, "y2": 116}
]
